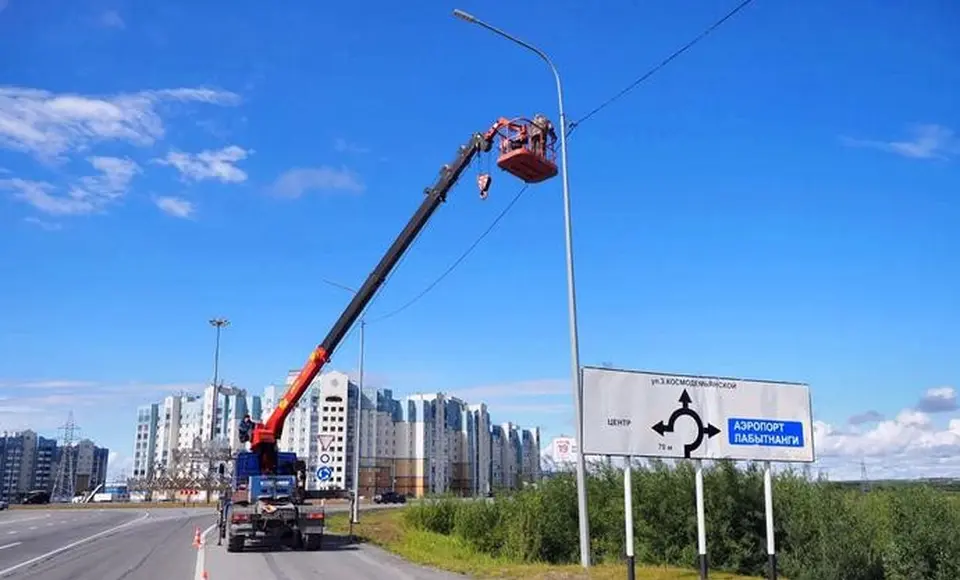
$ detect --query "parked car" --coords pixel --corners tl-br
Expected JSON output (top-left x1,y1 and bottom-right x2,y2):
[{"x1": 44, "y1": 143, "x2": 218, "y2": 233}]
[
  {"x1": 0, "y1": 500, "x2": 8, "y2": 510},
  {"x1": 373, "y1": 491, "x2": 406, "y2": 504}
]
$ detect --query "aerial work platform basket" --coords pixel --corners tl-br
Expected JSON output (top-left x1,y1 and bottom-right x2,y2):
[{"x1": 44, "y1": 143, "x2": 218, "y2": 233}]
[{"x1": 493, "y1": 116, "x2": 559, "y2": 184}]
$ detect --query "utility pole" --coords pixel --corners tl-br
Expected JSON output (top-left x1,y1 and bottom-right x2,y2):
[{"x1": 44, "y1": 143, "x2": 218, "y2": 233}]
[
  {"x1": 52, "y1": 412, "x2": 79, "y2": 502},
  {"x1": 208, "y1": 317, "x2": 229, "y2": 504},
  {"x1": 319, "y1": 277, "x2": 366, "y2": 524},
  {"x1": 209, "y1": 317, "x2": 229, "y2": 442},
  {"x1": 352, "y1": 319, "x2": 365, "y2": 524}
]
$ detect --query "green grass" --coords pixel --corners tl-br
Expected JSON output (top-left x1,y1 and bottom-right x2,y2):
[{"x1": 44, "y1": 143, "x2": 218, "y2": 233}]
[{"x1": 325, "y1": 508, "x2": 761, "y2": 580}]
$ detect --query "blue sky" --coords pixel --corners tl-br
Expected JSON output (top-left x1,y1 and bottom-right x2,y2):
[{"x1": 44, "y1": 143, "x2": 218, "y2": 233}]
[{"x1": 0, "y1": 0, "x2": 957, "y2": 480}]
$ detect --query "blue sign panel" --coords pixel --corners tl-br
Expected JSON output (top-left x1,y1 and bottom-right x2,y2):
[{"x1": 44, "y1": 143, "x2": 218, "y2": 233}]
[
  {"x1": 315, "y1": 466, "x2": 333, "y2": 481},
  {"x1": 727, "y1": 418, "x2": 804, "y2": 448}
]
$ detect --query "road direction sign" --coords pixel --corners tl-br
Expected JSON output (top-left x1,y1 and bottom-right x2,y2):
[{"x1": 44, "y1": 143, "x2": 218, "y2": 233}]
[
  {"x1": 318, "y1": 434, "x2": 335, "y2": 452},
  {"x1": 581, "y1": 366, "x2": 814, "y2": 462},
  {"x1": 316, "y1": 466, "x2": 333, "y2": 481}
]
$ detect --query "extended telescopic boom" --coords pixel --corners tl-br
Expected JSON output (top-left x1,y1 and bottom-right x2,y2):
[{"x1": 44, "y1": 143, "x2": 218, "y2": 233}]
[{"x1": 247, "y1": 116, "x2": 559, "y2": 475}]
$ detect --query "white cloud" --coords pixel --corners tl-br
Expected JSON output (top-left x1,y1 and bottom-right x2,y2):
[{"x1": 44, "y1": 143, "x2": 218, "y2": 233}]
[
  {"x1": 1, "y1": 379, "x2": 99, "y2": 389},
  {"x1": 0, "y1": 378, "x2": 206, "y2": 435},
  {"x1": 814, "y1": 403, "x2": 960, "y2": 479},
  {"x1": 155, "y1": 145, "x2": 250, "y2": 183},
  {"x1": 269, "y1": 166, "x2": 364, "y2": 198},
  {"x1": 23, "y1": 216, "x2": 62, "y2": 231},
  {"x1": 916, "y1": 386, "x2": 957, "y2": 413},
  {"x1": 0, "y1": 85, "x2": 240, "y2": 160},
  {"x1": 842, "y1": 124, "x2": 959, "y2": 160},
  {"x1": 847, "y1": 410, "x2": 884, "y2": 425},
  {"x1": 154, "y1": 196, "x2": 195, "y2": 219},
  {"x1": 334, "y1": 138, "x2": 370, "y2": 154},
  {"x1": 447, "y1": 378, "x2": 570, "y2": 401},
  {"x1": 99, "y1": 10, "x2": 125, "y2": 29},
  {"x1": 1, "y1": 155, "x2": 139, "y2": 215},
  {"x1": 107, "y1": 451, "x2": 134, "y2": 481}
]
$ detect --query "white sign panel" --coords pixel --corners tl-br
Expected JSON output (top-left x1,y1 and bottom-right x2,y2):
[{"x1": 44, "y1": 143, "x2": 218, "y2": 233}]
[{"x1": 581, "y1": 367, "x2": 814, "y2": 462}]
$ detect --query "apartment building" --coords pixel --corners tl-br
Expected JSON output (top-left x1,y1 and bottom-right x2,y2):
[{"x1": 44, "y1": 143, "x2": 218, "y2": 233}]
[
  {"x1": 0, "y1": 431, "x2": 108, "y2": 501},
  {"x1": 131, "y1": 369, "x2": 540, "y2": 498},
  {"x1": 134, "y1": 386, "x2": 262, "y2": 481},
  {"x1": 260, "y1": 371, "x2": 358, "y2": 492}
]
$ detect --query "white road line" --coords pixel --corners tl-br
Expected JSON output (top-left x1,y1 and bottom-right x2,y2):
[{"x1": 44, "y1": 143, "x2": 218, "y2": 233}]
[
  {"x1": 0, "y1": 544, "x2": 19, "y2": 551},
  {"x1": 5, "y1": 532, "x2": 15, "y2": 535},
  {"x1": 0, "y1": 515, "x2": 50, "y2": 527},
  {"x1": 0, "y1": 512, "x2": 150, "y2": 577},
  {"x1": 27, "y1": 527, "x2": 35, "y2": 531},
  {"x1": 194, "y1": 523, "x2": 217, "y2": 580}
]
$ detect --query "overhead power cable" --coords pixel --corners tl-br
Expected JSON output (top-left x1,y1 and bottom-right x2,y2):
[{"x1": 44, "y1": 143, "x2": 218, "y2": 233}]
[
  {"x1": 366, "y1": 0, "x2": 757, "y2": 324},
  {"x1": 567, "y1": 0, "x2": 757, "y2": 135}
]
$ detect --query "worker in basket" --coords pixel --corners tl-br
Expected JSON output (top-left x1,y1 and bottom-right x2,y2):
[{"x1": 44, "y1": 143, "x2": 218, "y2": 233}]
[
  {"x1": 238, "y1": 414, "x2": 254, "y2": 444},
  {"x1": 528, "y1": 113, "x2": 556, "y2": 158}
]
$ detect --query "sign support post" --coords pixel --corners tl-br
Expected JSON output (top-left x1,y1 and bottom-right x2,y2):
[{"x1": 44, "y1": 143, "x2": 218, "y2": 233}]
[
  {"x1": 695, "y1": 459, "x2": 708, "y2": 580},
  {"x1": 763, "y1": 461, "x2": 777, "y2": 580},
  {"x1": 624, "y1": 456, "x2": 635, "y2": 580},
  {"x1": 579, "y1": 366, "x2": 815, "y2": 580}
]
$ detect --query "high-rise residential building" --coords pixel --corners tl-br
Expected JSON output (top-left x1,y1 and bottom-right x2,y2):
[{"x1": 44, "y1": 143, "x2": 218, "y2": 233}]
[
  {"x1": 131, "y1": 369, "x2": 539, "y2": 498},
  {"x1": 133, "y1": 386, "x2": 262, "y2": 481},
  {"x1": 259, "y1": 370, "x2": 358, "y2": 492},
  {"x1": 520, "y1": 427, "x2": 541, "y2": 485},
  {"x1": 470, "y1": 403, "x2": 492, "y2": 496},
  {"x1": 0, "y1": 431, "x2": 107, "y2": 502},
  {"x1": 133, "y1": 403, "x2": 159, "y2": 480},
  {"x1": 54, "y1": 439, "x2": 110, "y2": 493}
]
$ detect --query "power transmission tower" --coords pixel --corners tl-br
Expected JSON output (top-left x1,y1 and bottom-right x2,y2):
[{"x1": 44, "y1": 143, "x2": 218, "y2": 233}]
[
  {"x1": 51, "y1": 412, "x2": 79, "y2": 502},
  {"x1": 860, "y1": 459, "x2": 870, "y2": 493}
]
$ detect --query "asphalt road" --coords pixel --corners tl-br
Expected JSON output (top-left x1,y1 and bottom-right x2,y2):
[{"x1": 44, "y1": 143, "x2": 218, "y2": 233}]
[
  {"x1": 201, "y1": 526, "x2": 462, "y2": 580},
  {"x1": 0, "y1": 505, "x2": 462, "y2": 579},
  {"x1": 0, "y1": 507, "x2": 212, "y2": 579}
]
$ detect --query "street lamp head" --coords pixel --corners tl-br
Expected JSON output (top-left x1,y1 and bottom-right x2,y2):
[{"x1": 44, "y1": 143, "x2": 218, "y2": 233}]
[
  {"x1": 209, "y1": 318, "x2": 230, "y2": 328},
  {"x1": 452, "y1": 8, "x2": 477, "y2": 23}
]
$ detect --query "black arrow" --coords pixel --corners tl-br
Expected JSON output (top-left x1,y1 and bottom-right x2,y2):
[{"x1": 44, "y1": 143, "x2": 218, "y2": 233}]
[{"x1": 650, "y1": 389, "x2": 723, "y2": 458}]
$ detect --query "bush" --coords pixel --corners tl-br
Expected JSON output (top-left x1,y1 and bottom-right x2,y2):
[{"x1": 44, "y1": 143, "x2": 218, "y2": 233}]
[{"x1": 402, "y1": 461, "x2": 960, "y2": 578}]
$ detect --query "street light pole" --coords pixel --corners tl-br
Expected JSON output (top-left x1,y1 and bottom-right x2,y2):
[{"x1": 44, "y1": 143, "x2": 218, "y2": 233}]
[
  {"x1": 452, "y1": 9, "x2": 591, "y2": 568},
  {"x1": 209, "y1": 318, "x2": 230, "y2": 443},
  {"x1": 321, "y1": 278, "x2": 365, "y2": 524},
  {"x1": 353, "y1": 318, "x2": 365, "y2": 524}
]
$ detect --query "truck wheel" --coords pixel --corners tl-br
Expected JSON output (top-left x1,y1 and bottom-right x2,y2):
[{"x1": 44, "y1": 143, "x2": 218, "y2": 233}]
[
  {"x1": 304, "y1": 534, "x2": 323, "y2": 551},
  {"x1": 227, "y1": 534, "x2": 244, "y2": 553},
  {"x1": 291, "y1": 531, "x2": 304, "y2": 550}
]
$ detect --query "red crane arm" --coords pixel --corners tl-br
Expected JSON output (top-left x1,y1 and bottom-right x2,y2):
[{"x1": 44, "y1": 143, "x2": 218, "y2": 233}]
[{"x1": 248, "y1": 116, "x2": 558, "y2": 474}]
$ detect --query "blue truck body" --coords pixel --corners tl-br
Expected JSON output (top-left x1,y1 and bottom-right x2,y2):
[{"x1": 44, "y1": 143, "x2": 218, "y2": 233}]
[{"x1": 218, "y1": 450, "x2": 326, "y2": 552}]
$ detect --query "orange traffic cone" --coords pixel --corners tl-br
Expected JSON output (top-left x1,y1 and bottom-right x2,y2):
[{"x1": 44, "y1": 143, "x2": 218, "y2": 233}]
[
  {"x1": 193, "y1": 527, "x2": 202, "y2": 548},
  {"x1": 201, "y1": 572, "x2": 208, "y2": 579}
]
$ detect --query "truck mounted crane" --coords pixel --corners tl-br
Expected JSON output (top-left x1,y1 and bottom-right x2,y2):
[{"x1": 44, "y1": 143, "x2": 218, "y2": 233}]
[{"x1": 219, "y1": 115, "x2": 559, "y2": 553}]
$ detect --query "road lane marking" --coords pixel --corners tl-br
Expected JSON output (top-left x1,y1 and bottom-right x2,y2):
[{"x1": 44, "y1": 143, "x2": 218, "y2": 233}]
[
  {"x1": 0, "y1": 544, "x2": 20, "y2": 551},
  {"x1": 0, "y1": 515, "x2": 50, "y2": 526},
  {"x1": 194, "y1": 523, "x2": 217, "y2": 580},
  {"x1": 5, "y1": 532, "x2": 15, "y2": 535},
  {"x1": 27, "y1": 527, "x2": 35, "y2": 531},
  {"x1": 0, "y1": 512, "x2": 149, "y2": 577}
]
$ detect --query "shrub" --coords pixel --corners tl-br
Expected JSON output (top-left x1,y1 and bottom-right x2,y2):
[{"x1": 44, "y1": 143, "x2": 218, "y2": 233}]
[{"x1": 400, "y1": 462, "x2": 960, "y2": 578}]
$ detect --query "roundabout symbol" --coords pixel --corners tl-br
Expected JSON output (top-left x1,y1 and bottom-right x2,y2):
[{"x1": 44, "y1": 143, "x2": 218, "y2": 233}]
[{"x1": 651, "y1": 389, "x2": 721, "y2": 458}]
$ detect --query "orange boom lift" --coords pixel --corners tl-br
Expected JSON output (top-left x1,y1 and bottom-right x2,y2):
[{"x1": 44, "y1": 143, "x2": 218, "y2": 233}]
[{"x1": 242, "y1": 115, "x2": 559, "y2": 475}]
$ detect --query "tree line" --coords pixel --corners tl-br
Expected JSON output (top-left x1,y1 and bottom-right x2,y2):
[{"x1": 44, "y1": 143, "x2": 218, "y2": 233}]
[{"x1": 405, "y1": 460, "x2": 960, "y2": 579}]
